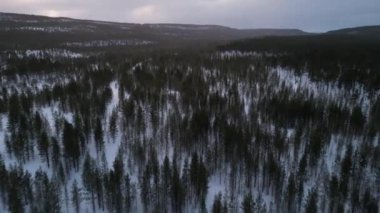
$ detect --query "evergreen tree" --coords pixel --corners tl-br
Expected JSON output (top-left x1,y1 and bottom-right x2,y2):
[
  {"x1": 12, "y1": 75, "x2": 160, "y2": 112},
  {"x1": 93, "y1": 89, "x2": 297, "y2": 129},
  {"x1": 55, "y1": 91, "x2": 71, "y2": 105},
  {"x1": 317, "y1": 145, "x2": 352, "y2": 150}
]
[
  {"x1": 212, "y1": 193, "x2": 223, "y2": 213},
  {"x1": 109, "y1": 110, "x2": 117, "y2": 140},
  {"x1": 0, "y1": 155, "x2": 8, "y2": 204},
  {"x1": 141, "y1": 164, "x2": 151, "y2": 211},
  {"x1": 8, "y1": 167, "x2": 25, "y2": 213},
  {"x1": 94, "y1": 117, "x2": 104, "y2": 154},
  {"x1": 51, "y1": 137, "x2": 61, "y2": 168},
  {"x1": 171, "y1": 161, "x2": 184, "y2": 213},
  {"x1": 340, "y1": 145, "x2": 352, "y2": 199},
  {"x1": 38, "y1": 131, "x2": 50, "y2": 167},
  {"x1": 161, "y1": 156, "x2": 171, "y2": 211},
  {"x1": 71, "y1": 180, "x2": 81, "y2": 213},
  {"x1": 63, "y1": 120, "x2": 80, "y2": 170},
  {"x1": 241, "y1": 192, "x2": 254, "y2": 213},
  {"x1": 82, "y1": 154, "x2": 96, "y2": 212},
  {"x1": 124, "y1": 174, "x2": 133, "y2": 213},
  {"x1": 305, "y1": 189, "x2": 318, "y2": 213},
  {"x1": 286, "y1": 173, "x2": 297, "y2": 212},
  {"x1": 350, "y1": 106, "x2": 365, "y2": 131}
]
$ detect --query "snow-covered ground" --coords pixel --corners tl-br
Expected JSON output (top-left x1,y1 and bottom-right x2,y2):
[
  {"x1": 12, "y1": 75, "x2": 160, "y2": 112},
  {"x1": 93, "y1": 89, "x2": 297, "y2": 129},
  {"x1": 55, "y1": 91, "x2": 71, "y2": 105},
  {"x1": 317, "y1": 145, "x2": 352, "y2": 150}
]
[
  {"x1": 0, "y1": 51, "x2": 378, "y2": 212},
  {"x1": 0, "y1": 72, "x2": 75, "y2": 95},
  {"x1": 271, "y1": 66, "x2": 378, "y2": 114},
  {"x1": 63, "y1": 40, "x2": 154, "y2": 48},
  {"x1": 213, "y1": 51, "x2": 262, "y2": 60},
  {"x1": 0, "y1": 79, "x2": 123, "y2": 212},
  {"x1": 8, "y1": 49, "x2": 83, "y2": 59},
  {"x1": 10, "y1": 26, "x2": 71, "y2": 33}
]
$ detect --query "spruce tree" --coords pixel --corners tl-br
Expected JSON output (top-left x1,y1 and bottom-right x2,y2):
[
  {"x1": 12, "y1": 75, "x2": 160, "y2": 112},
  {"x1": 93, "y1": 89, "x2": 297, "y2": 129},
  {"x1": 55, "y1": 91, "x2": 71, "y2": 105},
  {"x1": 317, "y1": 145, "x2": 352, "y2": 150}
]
[{"x1": 71, "y1": 180, "x2": 81, "y2": 213}]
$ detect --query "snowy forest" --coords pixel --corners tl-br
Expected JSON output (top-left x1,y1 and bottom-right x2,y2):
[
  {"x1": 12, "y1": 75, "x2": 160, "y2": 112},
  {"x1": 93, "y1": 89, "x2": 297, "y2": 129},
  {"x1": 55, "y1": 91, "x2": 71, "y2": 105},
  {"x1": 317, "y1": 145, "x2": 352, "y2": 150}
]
[{"x1": 0, "y1": 14, "x2": 380, "y2": 213}]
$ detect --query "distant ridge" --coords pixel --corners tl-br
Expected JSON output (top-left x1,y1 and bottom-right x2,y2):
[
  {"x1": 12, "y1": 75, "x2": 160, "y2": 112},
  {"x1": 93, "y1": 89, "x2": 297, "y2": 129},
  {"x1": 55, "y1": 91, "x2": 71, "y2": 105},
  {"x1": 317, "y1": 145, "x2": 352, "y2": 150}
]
[
  {"x1": 0, "y1": 11, "x2": 308, "y2": 33},
  {"x1": 0, "y1": 12, "x2": 310, "y2": 49},
  {"x1": 1, "y1": 12, "x2": 379, "y2": 50},
  {"x1": 326, "y1": 25, "x2": 380, "y2": 37}
]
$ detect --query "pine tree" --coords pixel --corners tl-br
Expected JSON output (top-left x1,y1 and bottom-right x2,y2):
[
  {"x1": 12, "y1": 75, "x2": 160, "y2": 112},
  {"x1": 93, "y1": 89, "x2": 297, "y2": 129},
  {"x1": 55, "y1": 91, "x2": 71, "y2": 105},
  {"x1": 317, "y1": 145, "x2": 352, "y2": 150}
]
[
  {"x1": 254, "y1": 194, "x2": 267, "y2": 213},
  {"x1": 71, "y1": 180, "x2": 81, "y2": 213},
  {"x1": 38, "y1": 131, "x2": 50, "y2": 167},
  {"x1": 308, "y1": 128, "x2": 326, "y2": 166},
  {"x1": 241, "y1": 192, "x2": 254, "y2": 213},
  {"x1": 340, "y1": 145, "x2": 352, "y2": 199},
  {"x1": 82, "y1": 154, "x2": 96, "y2": 212},
  {"x1": 34, "y1": 112, "x2": 43, "y2": 134},
  {"x1": 189, "y1": 152, "x2": 199, "y2": 200},
  {"x1": 94, "y1": 117, "x2": 104, "y2": 154},
  {"x1": 109, "y1": 110, "x2": 117, "y2": 140},
  {"x1": 48, "y1": 179, "x2": 61, "y2": 213},
  {"x1": 286, "y1": 173, "x2": 297, "y2": 212},
  {"x1": 124, "y1": 174, "x2": 133, "y2": 213},
  {"x1": 74, "y1": 112, "x2": 86, "y2": 151},
  {"x1": 149, "y1": 148, "x2": 160, "y2": 209},
  {"x1": 111, "y1": 154, "x2": 124, "y2": 213},
  {"x1": 95, "y1": 169, "x2": 105, "y2": 210},
  {"x1": 8, "y1": 94, "x2": 20, "y2": 130},
  {"x1": 328, "y1": 175, "x2": 339, "y2": 212},
  {"x1": 8, "y1": 167, "x2": 25, "y2": 213},
  {"x1": 0, "y1": 155, "x2": 8, "y2": 204},
  {"x1": 63, "y1": 120, "x2": 80, "y2": 170},
  {"x1": 198, "y1": 157, "x2": 208, "y2": 209},
  {"x1": 51, "y1": 137, "x2": 60, "y2": 168},
  {"x1": 161, "y1": 156, "x2": 171, "y2": 211},
  {"x1": 212, "y1": 193, "x2": 223, "y2": 213},
  {"x1": 350, "y1": 106, "x2": 365, "y2": 131},
  {"x1": 141, "y1": 164, "x2": 151, "y2": 211},
  {"x1": 181, "y1": 159, "x2": 189, "y2": 209},
  {"x1": 171, "y1": 161, "x2": 184, "y2": 213},
  {"x1": 305, "y1": 189, "x2": 318, "y2": 213}
]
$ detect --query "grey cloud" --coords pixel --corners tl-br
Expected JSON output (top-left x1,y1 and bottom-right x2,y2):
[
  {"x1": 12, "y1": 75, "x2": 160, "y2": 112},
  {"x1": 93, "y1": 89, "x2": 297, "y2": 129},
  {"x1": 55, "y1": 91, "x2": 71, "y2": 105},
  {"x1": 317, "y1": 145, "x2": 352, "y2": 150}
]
[{"x1": 0, "y1": 0, "x2": 379, "y2": 32}]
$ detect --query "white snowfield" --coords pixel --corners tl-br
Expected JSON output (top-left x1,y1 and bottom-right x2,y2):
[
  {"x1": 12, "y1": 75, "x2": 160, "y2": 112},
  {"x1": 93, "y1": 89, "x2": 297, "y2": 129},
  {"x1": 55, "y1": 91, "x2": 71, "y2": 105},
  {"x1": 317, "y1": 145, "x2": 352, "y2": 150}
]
[
  {"x1": 7, "y1": 49, "x2": 83, "y2": 59},
  {"x1": 63, "y1": 40, "x2": 154, "y2": 48},
  {"x1": 11, "y1": 26, "x2": 71, "y2": 33},
  {"x1": 147, "y1": 24, "x2": 213, "y2": 31},
  {"x1": 1, "y1": 26, "x2": 102, "y2": 33},
  {"x1": 213, "y1": 51, "x2": 262, "y2": 60},
  {"x1": 212, "y1": 51, "x2": 284, "y2": 60},
  {"x1": 271, "y1": 66, "x2": 379, "y2": 114}
]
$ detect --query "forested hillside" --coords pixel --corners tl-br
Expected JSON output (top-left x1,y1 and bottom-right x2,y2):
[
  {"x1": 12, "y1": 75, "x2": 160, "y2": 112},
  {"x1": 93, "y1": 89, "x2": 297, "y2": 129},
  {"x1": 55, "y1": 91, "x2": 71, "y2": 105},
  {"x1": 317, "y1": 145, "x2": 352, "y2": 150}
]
[
  {"x1": 0, "y1": 13, "x2": 379, "y2": 213},
  {"x1": 0, "y1": 12, "x2": 308, "y2": 50}
]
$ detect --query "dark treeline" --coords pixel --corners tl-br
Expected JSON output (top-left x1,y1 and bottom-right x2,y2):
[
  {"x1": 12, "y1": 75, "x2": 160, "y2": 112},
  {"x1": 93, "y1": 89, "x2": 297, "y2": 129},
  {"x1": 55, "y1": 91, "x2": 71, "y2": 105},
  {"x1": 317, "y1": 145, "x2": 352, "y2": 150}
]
[{"x1": 219, "y1": 34, "x2": 380, "y2": 91}]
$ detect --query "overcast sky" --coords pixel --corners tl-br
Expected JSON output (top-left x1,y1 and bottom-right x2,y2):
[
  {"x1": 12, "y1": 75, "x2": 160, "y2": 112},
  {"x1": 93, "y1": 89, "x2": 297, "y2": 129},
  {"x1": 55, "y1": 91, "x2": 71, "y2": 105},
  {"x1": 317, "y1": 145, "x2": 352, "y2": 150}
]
[{"x1": 1, "y1": 0, "x2": 379, "y2": 32}]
